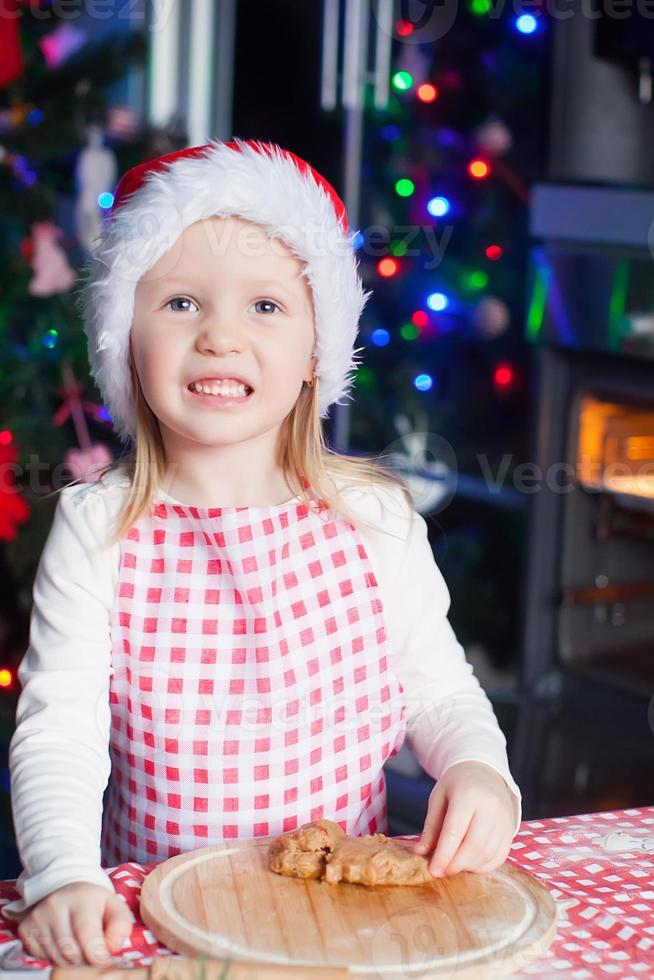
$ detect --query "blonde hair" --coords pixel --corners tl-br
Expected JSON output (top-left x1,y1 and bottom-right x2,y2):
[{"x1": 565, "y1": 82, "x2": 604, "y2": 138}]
[{"x1": 88, "y1": 350, "x2": 413, "y2": 549}]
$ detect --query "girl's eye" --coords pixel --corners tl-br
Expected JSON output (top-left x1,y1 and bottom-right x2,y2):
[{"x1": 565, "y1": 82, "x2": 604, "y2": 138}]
[
  {"x1": 165, "y1": 297, "x2": 280, "y2": 315},
  {"x1": 251, "y1": 299, "x2": 281, "y2": 315},
  {"x1": 167, "y1": 296, "x2": 198, "y2": 313}
]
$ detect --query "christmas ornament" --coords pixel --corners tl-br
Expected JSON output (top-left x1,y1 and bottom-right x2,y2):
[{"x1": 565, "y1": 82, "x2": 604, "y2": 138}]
[
  {"x1": 65, "y1": 443, "x2": 113, "y2": 483},
  {"x1": 474, "y1": 118, "x2": 513, "y2": 157},
  {"x1": 39, "y1": 22, "x2": 88, "y2": 68},
  {"x1": 0, "y1": 0, "x2": 24, "y2": 89},
  {"x1": 74, "y1": 124, "x2": 118, "y2": 255},
  {"x1": 473, "y1": 295, "x2": 510, "y2": 339},
  {"x1": 0, "y1": 102, "x2": 32, "y2": 133},
  {"x1": 53, "y1": 361, "x2": 113, "y2": 483},
  {"x1": 27, "y1": 221, "x2": 76, "y2": 296},
  {"x1": 0, "y1": 442, "x2": 29, "y2": 541},
  {"x1": 106, "y1": 104, "x2": 139, "y2": 141}
]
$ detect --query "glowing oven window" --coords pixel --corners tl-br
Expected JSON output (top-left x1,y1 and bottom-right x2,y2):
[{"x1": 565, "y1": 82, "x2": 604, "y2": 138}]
[{"x1": 577, "y1": 395, "x2": 654, "y2": 500}]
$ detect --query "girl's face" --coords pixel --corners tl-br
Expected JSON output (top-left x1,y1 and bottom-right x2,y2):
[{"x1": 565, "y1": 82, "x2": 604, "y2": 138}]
[{"x1": 130, "y1": 215, "x2": 316, "y2": 456}]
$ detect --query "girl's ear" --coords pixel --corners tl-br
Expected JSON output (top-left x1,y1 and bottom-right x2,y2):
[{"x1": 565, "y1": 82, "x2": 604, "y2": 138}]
[{"x1": 304, "y1": 351, "x2": 317, "y2": 386}]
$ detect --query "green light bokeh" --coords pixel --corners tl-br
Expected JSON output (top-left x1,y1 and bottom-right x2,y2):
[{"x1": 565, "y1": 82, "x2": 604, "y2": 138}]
[
  {"x1": 400, "y1": 322, "x2": 419, "y2": 341},
  {"x1": 395, "y1": 178, "x2": 415, "y2": 198},
  {"x1": 392, "y1": 71, "x2": 413, "y2": 91}
]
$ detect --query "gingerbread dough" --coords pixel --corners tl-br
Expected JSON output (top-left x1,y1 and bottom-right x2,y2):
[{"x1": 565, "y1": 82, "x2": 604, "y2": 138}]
[{"x1": 268, "y1": 818, "x2": 434, "y2": 886}]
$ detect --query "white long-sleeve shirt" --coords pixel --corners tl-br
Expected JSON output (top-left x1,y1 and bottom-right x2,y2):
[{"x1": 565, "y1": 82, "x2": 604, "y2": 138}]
[{"x1": 4, "y1": 469, "x2": 521, "y2": 920}]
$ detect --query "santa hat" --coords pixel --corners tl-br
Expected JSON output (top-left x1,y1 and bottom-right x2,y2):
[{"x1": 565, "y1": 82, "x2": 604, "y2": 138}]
[{"x1": 78, "y1": 137, "x2": 372, "y2": 445}]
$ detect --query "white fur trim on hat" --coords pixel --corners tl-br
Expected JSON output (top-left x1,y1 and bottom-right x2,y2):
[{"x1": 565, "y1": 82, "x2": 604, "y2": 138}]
[{"x1": 77, "y1": 137, "x2": 372, "y2": 444}]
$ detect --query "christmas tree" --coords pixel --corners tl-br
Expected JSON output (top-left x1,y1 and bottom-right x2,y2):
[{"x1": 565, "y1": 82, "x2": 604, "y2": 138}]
[
  {"x1": 349, "y1": 10, "x2": 548, "y2": 669},
  {"x1": 0, "y1": 3, "x2": 155, "y2": 872}
]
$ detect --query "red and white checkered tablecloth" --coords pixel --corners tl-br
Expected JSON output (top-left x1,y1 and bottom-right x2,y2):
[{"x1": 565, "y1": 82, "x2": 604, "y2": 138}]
[{"x1": 0, "y1": 805, "x2": 652, "y2": 977}]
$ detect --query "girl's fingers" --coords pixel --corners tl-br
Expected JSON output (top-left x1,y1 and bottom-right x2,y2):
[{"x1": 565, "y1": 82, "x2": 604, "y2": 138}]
[
  {"x1": 19, "y1": 928, "x2": 46, "y2": 963},
  {"x1": 474, "y1": 853, "x2": 503, "y2": 873},
  {"x1": 70, "y1": 908, "x2": 113, "y2": 966},
  {"x1": 102, "y1": 898, "x2": 135, "y2": 954},
  {"x1": 474, "y1": 831, "x2": 513, "y2": 873},
  {"x1": 54, "y1": 925, "x2": 83, "y2": 966},
  {"x1": 413, "y1": 787, "x2": 447, "y2": 856},
  {"x1": 444, "y1": 811, "x2": 495, "y2": 875},
  {"x1": 429, "y1": 797, "x2": 475, "y2": 875},
  {"x1": 44, "y1": 907, "x2": 82, "y2": 965},
  {"x1": 29, "y1": 927, "x2": 64, "y2": 967}
]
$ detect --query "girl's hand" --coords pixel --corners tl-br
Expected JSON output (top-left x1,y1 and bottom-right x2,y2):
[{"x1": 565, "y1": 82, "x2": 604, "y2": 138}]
[
  {"x1": 412, "y1": 760, "x2": 516, "y2": 877},
  {"x1": 16, "y1": 881, "x2": 134, "y2": 967}
]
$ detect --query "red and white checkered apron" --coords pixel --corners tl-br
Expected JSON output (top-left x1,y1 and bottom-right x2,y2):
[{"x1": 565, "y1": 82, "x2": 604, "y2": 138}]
[{"x1": 101, "y1": 492, "x2": 407, "y2": 866}]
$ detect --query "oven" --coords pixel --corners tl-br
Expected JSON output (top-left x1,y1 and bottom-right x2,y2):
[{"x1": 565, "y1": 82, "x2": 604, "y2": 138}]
[{"x1": 513, "y1": 186, "x2": 654, "y2": 817}]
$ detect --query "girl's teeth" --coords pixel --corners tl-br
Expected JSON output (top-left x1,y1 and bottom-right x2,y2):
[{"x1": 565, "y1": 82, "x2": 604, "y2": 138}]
[{"x1": 191, "y1": 381, "x2": 249, "y2": 397}]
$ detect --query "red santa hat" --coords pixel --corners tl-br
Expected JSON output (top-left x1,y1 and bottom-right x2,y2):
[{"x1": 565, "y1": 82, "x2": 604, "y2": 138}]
[{"x1": 78, "y1": 137, "x2": 371, "y2": 444}]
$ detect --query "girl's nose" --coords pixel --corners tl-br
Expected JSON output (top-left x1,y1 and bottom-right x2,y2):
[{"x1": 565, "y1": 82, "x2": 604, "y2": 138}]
[{"x1": 195, "y1": 318, "x2": 245, "y2": 354}]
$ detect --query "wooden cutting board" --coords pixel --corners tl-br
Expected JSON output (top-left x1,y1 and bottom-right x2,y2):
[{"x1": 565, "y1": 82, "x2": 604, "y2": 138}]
[{"x1": 139, "y1": 837, "x2": 557, "y2": 978}]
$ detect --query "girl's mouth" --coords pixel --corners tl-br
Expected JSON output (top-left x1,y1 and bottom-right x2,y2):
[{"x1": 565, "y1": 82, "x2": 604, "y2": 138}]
[{"x1": 186, "y1": 380, "x2": 255, "y2": 408}]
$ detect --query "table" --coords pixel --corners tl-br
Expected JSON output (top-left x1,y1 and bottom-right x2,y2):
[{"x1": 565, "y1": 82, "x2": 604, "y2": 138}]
[{"x1": 0, "y1": 806, "x2": 652, "y2": 978}]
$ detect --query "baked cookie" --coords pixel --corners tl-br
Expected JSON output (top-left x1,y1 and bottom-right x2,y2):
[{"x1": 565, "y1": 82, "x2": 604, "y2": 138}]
[
  {"x1": 268, "y1": 818, "x2": 346, "y2": 879},
  {"x1": 268, "y1": 818, "x2": 434, "y2": 886}
]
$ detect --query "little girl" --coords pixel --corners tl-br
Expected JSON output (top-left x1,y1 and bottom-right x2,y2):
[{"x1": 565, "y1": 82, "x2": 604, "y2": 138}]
[{"x1": 5, "y1": 139, "x2": 521, "y2": 967}]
